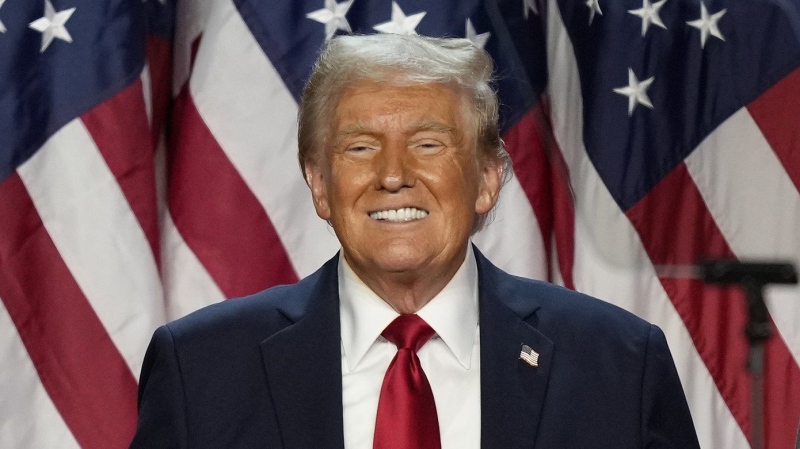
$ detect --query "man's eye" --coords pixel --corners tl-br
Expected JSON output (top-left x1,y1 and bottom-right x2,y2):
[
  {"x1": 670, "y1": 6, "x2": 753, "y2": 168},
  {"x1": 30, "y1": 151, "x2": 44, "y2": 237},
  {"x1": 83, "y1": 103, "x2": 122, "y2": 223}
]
[
  {"x1": 414, "y1": 141, "x2": 445, "y2": 152},
  {"x1": 348, "y1": 146, "x2": 372, "y2": 152}
]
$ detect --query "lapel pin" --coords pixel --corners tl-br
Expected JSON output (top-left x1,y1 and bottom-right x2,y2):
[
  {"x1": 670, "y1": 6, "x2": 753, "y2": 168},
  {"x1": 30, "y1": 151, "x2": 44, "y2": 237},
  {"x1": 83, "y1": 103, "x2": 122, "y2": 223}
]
[{"x1": 519, "y1": 344, "x2": 539, "y2": 368}]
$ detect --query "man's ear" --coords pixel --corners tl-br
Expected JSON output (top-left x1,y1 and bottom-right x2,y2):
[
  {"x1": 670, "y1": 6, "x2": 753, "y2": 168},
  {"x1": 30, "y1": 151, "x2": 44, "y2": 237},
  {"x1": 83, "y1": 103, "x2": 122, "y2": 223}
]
[
  {"x1": 305, "y1": 162, "x2": 332, "y2": 220},
  {"x1": 475, "y1": 158, "x2": 503, "y2": 216}
]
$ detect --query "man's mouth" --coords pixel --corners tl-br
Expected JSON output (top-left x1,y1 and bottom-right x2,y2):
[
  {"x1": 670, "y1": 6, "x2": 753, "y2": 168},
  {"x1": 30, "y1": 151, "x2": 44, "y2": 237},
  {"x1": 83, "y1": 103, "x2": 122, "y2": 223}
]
[{"x1": 369, "y1": 207, "x2": 429, "y2": 222}]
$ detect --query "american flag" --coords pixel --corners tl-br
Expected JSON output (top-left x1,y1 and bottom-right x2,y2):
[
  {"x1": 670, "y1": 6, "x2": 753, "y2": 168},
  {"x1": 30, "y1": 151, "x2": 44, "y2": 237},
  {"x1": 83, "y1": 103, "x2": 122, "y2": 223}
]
[
  {"x1": 520, "y1": 344, "x2": 540, "y2": 367},
  {"x1": 0, "y1": 0, "x2": 798, "y2": 448}
]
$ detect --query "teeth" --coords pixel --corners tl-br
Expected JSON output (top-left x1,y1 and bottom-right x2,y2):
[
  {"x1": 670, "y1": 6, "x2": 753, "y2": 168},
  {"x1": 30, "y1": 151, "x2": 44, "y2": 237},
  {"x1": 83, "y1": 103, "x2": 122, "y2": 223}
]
[{"x1": 369, "y1": 207, "x2": 429, "y2": 222}]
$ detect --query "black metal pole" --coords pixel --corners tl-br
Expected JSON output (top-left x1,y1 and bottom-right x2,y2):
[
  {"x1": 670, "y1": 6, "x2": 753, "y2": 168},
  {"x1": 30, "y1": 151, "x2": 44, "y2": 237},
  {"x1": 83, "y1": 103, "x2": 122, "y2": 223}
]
[
  {"x1": 744, "y1": 282, "x2": 769, "y2": 449},
  {"x1": 698, "y1": 261, "x2": 797, "y2": 449}
]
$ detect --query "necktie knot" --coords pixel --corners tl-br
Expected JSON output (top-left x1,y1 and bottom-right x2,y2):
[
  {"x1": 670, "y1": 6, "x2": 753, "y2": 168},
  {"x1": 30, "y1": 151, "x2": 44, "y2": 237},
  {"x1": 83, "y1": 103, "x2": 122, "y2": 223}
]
[{"x1": 382, "y1": 314, "x2": 436, "y2": 352}]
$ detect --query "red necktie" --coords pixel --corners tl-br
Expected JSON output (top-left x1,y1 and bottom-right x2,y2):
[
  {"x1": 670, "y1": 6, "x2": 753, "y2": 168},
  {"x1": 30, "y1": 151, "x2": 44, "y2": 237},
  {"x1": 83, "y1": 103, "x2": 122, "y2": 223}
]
[{"x1": 373, "y1": 314, "x2": 441, "y2": 449}]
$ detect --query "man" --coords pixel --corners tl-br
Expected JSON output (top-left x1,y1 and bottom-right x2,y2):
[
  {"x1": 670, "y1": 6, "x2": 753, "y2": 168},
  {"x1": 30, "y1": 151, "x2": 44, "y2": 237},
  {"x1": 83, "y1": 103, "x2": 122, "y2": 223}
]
[{"x1": 131, "y1": 34, "x2": 700, "y2": 448}]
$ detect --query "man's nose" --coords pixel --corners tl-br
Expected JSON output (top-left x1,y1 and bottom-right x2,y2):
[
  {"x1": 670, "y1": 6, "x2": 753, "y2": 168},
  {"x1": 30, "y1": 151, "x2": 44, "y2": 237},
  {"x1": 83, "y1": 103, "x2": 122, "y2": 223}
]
[{"x1": 375, "y1": 142, "x2": 414, "y2": 192}]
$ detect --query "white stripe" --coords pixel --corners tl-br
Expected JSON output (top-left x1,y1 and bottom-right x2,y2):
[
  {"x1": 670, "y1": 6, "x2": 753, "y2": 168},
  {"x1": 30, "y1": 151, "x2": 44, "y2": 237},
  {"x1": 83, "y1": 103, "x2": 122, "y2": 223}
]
[
  {"x1": 0, "y1": 299, "x2": 80, "y2": 449},
  {"x1": 141, "y1": 65, "x2": 153, "y2": 126},
  {"x1": 16, "y1": 119, "x2": 166, "y2": 379},
  {"x1": 151, "y1": 129, "x2": 222, "y2": 320},
  {"x1": 544, "y1": 1, "x2": 748, "y2": 448},
  {"x1": 162, "y1": 210, "x2": 227, "y2": 320},
  {"x1": 172, "y1": 0, "x2": 212, "y2": 95},
  {"x1": 685, "y1": 108, "x2": 800, "y2": 366},
  {"x1": 186, "y1": 0, "x2": 340, "y2": 279},
  {"x1": 473, "y1": 172, "x2": 548, "y2": 280}
]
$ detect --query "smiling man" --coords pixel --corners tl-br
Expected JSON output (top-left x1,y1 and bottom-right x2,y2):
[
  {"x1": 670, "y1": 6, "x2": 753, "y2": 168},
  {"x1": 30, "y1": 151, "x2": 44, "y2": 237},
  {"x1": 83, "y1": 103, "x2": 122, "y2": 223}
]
[{"x1": 131, "y1": 35, "x2": 700, "y2": 449}]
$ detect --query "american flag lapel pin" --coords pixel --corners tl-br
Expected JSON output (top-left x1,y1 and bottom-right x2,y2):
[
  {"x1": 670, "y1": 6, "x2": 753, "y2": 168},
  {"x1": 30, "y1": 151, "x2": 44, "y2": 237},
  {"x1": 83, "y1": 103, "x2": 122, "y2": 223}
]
[{"x1": 519, "y1": 344, "x2": 539, "y2": 368}]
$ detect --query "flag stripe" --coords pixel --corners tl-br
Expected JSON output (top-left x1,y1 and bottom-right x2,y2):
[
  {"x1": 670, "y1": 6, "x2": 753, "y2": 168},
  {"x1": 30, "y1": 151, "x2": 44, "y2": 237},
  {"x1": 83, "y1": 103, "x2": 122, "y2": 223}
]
[
  {"x1": 502, "y1": 108, "x2": 554, "y2": 278},
  {"x1": 626, "y1": 164, "x2": 750, "y2": 437},
  {"x1": 145, "y1": 35, "x2": 174, "y2": 148},
  {"x1": 763, "y1": 336, "x2": 800, "y2": 448},
  {"x1": 17, "y1": 119, "x2": 164, "y2": 377},
  {"x1": 472, "y1": 165, "x2": 547, "y2": 280},
  {"x1": 500, "y1": 105, "x2": 576, "y2": 286},
  {"x1": 0, "y1": 300, "x2": 79, "y2": 449},
  {"x1": 0, "y1": 173, "x2": 138, "y2": 449},
  {"x1": 161, "y1": 210, "x2": 227, "y2": 320},
  {"x1": 548, "y1": 143, "x2": 576, "y2": 290},
  {"x1": 539, "y1": 101, "x2": 577, "y2": 289},
  {"x1": 189, "y1": 1, "x2": 340, "y2": 278},
  {"x1": 684, "y1": 108, "x2": 800, "y2": 448},
  {"x1": 81, "y1": 79, "x2": 160, "y2": 266},
  {"x1": 747, "y1": 67, "x2": 800, "y2": 195},
  {"x1": 168, "y1": 90, "x2": 298, "y2": 298},
  {"x1": 543, "y1": 2, "x2": 750, "y2": 446},
  {"x1": 685, "y1": 108, "x2": 800, "y2": 366},
  {"x1": 629, "y1": 159, "x2": 800, "y2": 448}
]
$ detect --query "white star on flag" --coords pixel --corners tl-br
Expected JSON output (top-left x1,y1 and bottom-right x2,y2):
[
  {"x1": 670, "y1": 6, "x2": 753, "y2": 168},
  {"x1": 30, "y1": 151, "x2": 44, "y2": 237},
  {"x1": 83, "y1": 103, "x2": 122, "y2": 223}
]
[
  {"x1": 613, "y1": 68, "x2": 655, "y2": 116},
  {"x1": 687, "y1": 2, "x2": 726, "y2": 49},
  {"x1": 306, "y1": 0, "x2": 354, "y2": 41},
  {"x1": 465, "y1": 19, "x2": 490, "y2": 49},
  {"x1": 0, "y1": 0, "x2": 7, "y2": 33},
  {"x1": 373, "y1": 1, "x2": 426, "y2": 35},
  {"x1": 524, "y1": 0, "x2": 538, "y2": 20},
  {"x1": 628, "y1": 0, "x2": 667, "y2": 37},
  {"x1": 586, "y1": 0, "x2": 603, "y2": 25},
  {"x1": 29, "y1": 0, "x2": 76, "y2": 52}
]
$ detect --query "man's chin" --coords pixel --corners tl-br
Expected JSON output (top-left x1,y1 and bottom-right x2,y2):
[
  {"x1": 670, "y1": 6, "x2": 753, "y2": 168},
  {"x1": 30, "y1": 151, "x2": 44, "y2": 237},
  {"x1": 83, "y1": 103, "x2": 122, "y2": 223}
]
[
  {"x1": 346, "y1": 246, "x2": 433, "y2": 276},
  {"x1": 369, "y1": 254, "x2": 429, "y2": 275}
]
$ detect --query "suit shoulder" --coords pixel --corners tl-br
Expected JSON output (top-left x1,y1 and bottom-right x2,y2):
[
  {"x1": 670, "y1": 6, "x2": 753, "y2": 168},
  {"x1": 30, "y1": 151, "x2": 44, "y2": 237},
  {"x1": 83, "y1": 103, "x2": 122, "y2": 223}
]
[
  {"x1": 167, "y1": 285, "x2": 291, "y2": 335},
  {"x1": 490, "y1": 268, "x2": 653, "y2": 343},
  {"x1": 475, "y1": 247, "x2": 648, "y2": 331},
  {"x1": 164, "y1": 259, "x2": 334, "y2": 343},
  {"x1": 526, "y1": 275, "x2": 645, "y2": 321}
]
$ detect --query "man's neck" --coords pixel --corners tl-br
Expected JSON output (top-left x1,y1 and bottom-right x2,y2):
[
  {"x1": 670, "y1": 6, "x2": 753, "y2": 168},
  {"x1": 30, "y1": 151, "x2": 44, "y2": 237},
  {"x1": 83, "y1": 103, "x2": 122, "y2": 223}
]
[{"x1": 341, "y1": 246, "x2": 470, "y2": 314}]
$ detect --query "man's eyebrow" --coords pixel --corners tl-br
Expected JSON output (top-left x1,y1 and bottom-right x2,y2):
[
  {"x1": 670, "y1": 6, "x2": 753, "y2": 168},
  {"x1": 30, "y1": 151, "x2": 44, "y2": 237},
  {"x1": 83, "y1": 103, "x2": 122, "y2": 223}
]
[
  {"x1": 332, "y1": 124, "x2": 375, "y2": 148},
  {"x1": 411, "y1": 121, "x2": 455, "y2": 134}
]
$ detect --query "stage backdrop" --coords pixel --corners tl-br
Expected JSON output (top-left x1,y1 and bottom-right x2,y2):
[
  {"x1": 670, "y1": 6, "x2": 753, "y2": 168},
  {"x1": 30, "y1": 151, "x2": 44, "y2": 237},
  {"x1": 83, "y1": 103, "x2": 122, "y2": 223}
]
[{"x1": 1, "y1": 0, "x2": 799, "y2": 447}]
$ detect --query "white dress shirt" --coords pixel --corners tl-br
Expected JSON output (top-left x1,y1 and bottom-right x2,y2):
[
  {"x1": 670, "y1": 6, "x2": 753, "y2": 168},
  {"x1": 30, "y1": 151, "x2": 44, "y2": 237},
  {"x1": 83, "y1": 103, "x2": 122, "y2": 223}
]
[{"x1": 339, "y1": 246, "x2": 481, "y2": 449}]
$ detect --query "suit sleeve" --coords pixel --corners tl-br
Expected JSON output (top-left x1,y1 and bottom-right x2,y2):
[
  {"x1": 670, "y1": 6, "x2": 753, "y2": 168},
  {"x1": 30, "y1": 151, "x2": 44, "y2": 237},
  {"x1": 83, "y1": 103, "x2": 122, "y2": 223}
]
[
  {"x1": 129, "y1": 325, "x2": 189, "y2": 449},
  {"x1": 641, "y1": 324, "x2": 701, "y2": 449}
]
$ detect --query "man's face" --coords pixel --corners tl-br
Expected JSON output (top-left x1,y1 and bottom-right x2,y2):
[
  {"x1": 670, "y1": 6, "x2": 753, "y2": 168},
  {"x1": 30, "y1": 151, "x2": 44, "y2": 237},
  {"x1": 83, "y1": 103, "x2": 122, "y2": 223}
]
[{"x1": 305, "y1": 80, "x2": 501, "y2": 284}]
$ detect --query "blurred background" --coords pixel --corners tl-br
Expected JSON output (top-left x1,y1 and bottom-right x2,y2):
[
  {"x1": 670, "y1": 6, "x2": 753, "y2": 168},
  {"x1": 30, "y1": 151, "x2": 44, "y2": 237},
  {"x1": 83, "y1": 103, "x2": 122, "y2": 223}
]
[{"x1": 0, "y1": 0, "x2": 799, "y2": 447}]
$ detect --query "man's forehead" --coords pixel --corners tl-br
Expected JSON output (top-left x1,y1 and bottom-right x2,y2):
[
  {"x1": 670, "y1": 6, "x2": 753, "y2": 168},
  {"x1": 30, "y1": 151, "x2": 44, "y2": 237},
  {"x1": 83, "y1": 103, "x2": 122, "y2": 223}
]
[
  {"x1": 332, "y1": 85, "x2": 466, "y2": 123},
  {"x1": 335, "y1": 120, "x2": 457, "y2": 135},
  {"x1": 336, "y1": 79, "x2": 463, "y2": 103}
]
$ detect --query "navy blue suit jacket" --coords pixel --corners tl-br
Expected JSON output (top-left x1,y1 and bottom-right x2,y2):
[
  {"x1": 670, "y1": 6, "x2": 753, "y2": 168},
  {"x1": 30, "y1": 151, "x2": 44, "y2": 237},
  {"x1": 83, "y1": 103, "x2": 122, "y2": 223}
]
[{"x1": 130, "y1": 249, "x2": 700, "y2": 448}]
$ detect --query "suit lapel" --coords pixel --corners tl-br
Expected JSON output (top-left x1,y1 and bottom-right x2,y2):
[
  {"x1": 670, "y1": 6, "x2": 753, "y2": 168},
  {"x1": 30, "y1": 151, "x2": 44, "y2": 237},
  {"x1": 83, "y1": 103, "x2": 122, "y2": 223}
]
[
  {"x1": 259, "y1": 256, "x2": 345, "y2": 449},
  {"x1": 476, "y1": 250, "x2": 554, "y2": 449}
]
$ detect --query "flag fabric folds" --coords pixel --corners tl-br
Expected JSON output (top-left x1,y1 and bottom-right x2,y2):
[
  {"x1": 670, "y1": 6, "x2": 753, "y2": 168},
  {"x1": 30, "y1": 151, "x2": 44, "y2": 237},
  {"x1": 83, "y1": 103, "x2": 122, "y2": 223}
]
[{"x1": 0, "y1": 0, "x2": 798, "y2": 448}]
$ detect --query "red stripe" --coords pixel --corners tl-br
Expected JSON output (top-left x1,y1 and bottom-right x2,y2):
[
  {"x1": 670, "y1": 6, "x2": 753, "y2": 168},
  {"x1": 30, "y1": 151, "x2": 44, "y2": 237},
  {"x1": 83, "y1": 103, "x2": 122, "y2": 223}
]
[
  {"x1": 0, "y1": 174, "x2": 138, "y2": 449},
  {"x1": 503, "y1": 104, "x2": 576, "y2": 287},
  {"x1": 81, "y1": 80, "x2": 160, "y2": 267},
  {"x1": 503, "y1": 108, "x2": 552, "y2": 278},
  {"x1": 626, "y1": 163, "x2": 800, "y2": 448},
  {"x1": 764, "y1": 334, "x2": 800, "y2": 449},
  {"x1": 167, "y1": 88, "x2": 298, "y2": 298},
  {"x1": 747, "y1": 66, "x2": 800, "y2": 194},
  {"x1": 541, "y1": 99, "x2": 577, "y2": 290},
  {"x1": 145, "y1": 35, "x2": 173, "y2": 148}
]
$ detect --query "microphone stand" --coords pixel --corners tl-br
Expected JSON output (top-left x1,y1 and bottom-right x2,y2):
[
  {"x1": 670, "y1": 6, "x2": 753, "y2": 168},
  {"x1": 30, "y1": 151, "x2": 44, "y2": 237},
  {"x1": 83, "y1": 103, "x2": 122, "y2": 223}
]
[{"x1": 698, "y1": 260, "x2": 798, "y2": 449}]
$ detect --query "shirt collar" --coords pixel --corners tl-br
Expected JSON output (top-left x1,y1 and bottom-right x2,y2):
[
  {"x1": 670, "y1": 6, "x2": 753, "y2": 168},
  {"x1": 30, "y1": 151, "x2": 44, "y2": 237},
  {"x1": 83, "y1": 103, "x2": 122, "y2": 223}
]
[{"x1": 339, "y1": 246, "x2": 479, "y2": 372}]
